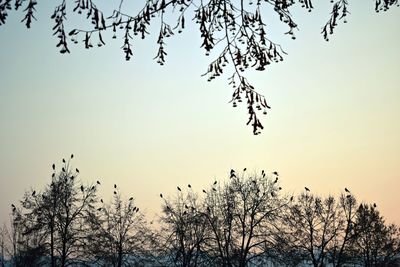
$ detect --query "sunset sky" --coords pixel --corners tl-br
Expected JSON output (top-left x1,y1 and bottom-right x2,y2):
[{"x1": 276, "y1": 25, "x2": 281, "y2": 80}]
[{"x1": 0, "y1": 2, "x2": 399, "y2": 225}]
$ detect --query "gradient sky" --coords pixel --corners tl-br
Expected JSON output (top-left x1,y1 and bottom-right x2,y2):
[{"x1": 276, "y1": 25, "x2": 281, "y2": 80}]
[{"x1": 0, "y1": 2, "x2": 399, "y2": 225}]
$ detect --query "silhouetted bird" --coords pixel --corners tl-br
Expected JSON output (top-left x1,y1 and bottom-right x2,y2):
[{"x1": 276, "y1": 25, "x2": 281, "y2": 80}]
[
  {"x1": 185, "y1": 205, "x2": 189, "y2": 209},
  {"x1": 188, "y1": 184, "x2": 191, "y2": 188},
  {"x1": 345, "y1": 188, "x2": 350, "y2": 193},
  {"x1": 271, "y1": 192, "x2": 275, "y2": 197},
  {"x1": 100, "y1": 199, "x2": 103, "y2": 203},
  {"x1": 191, "y1": 207, "x2": 195, "y2": 211},
  {"x1": 136, "y1": 208, "x2": 139, "y2": 212},
  {"x1": 346, "y1": 195, "x2": 351, "y2": 198},
  {"x1": 230, "y1": 169, "x2": 236, "y2": 178},
  {"x1": 76, "y1": 168, "x2": 79, "y2": 173},
  {"x1": 166, "y1": 205, "x2": 171, "y2": 210},
  {"x1": 114, "y1": 191, "x2": 117, "y2": 194},
  {"x1": 305, "y1": 187, "x2": 310, "y2": 192},
  {"x1": 278, "y1": 187, "x2": 282, "y2": 190},
  {"x1": 52, "y1": 173, "x2": 55, "y2": 178},
  {"x1": 177, "y1": 186, "x2": 181, "y2": 191},
  {"x1": 97, "y1": 208, "x2": 102, "y2": 211},
  {"x1": 213, "y1": 181, "x2": 217, "y2": 185},
  {"x1": 97, "y1": 181, "x2": 101, "y2": 185},
  {"x1": 274, "y1": 177, "x2": 278, "y2": 184},
  {"x1": 71, "y1": 154, "x2": 74, "y2": 159},
  {"x1": 70, "y1": 176, "x2": 74, "y2": 180},
  {"x1": 207, "y1": 207, "x2": 210, "y2": 212},
  {"x1": 52, "y1": 164, "x2": 55, "y2": 170},
  {"x1": 183, "y1": 211, "x2": 187, "y2": 215},
  {"x1": 160, "y1": 193, "x2": 163, "y2": 198},
  {"x1": 62, "y1": 158, "x2": 65, "y2": 163},
  {"x1": 243, "y1": 168, "x2": 247, "y2": 172},
  {"x1": 91, "y1": 186, "x2": 95, "y2": 190},
  {"x1": 62, "y1": 167, "x2": 65, "y2": 172},
  {"x1": 290, "y1": 196, "x2": 294, "y2": 201},
  {"x1": 373, "y1": 203, "x2": 377, "y2": 208},
  {"x1": 81, "y1": 185, "x2": 84, "y2": 192},
  {"x1": 212, "y1": 188, "x2": 217, "y2": 192},
  {"x1": 273, "y1": 171, "x2": 279, "y2": 176},
  {"x1": 129, "y1": 197, "x2": 133, "y2": 201},
  {"x1": 202, "y1": 190, "x2": 207, "y2": 194},
  {"x1": 32, "y1": 191, "x2": 36, "y2": 197},
  {"x1": 11, "y1": 204, "x2": 16, "y2": 211},
  {"x1": 114, "y1": 184, "x2": 117, "y2": 189}
]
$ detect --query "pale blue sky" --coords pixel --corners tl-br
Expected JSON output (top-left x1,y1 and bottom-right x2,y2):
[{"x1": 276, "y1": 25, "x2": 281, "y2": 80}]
[{"x1": 0, "y1": 2, "x2": 399, "y2": 224}]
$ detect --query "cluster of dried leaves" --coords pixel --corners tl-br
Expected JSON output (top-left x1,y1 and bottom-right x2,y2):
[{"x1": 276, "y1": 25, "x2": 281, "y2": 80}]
[{"x1": 0, "y1": 0, "x2": 398, "y2": 134}]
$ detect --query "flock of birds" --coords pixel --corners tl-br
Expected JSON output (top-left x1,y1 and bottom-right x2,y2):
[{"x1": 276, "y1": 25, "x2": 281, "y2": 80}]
[{"x1": 10, "y1": 162, "x2": 378, "y2": 213}]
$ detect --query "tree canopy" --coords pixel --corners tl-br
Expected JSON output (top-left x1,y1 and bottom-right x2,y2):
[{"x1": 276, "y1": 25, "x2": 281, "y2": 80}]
[
  {"x1": 0, "y1": 0, "x2": 398, "y2": 134},
  {"x1": 3, "y1": 159, "x2": 400, "y2": 266}
]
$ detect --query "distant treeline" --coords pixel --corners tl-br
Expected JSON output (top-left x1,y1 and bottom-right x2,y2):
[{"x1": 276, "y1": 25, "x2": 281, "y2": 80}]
[{"x1": 0, "y1": 157, "x2": 399, "y2": 267}]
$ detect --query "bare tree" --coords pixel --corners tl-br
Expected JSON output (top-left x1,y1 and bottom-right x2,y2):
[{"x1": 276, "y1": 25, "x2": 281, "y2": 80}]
[
  {"x1": 282, "y1": 192, "x2": 343, "y2": 267},
  {"x1": 0, "y1": 1, "x2": 397, "y2": 134},
  {"x1": 158, "y1": 185, "x2": 209, "y2": 267},
  {"x1": 0, "y1": 224, "x2": 8, "y2": 267},
  {"x1": 11, "y1": 156, "x2": 98, "y2": 267},
  {"x1": 202, "y1": 170, "x2": 286, "y2": 267},
  {"x1": 328, "y1": 193, "x2": 358, "y2": 267},
  {"x1": 85, "y1": 186, "x2": 151, "y2": 267},
  {"x1": 351, "y1": 203, "x2": 400, "y2": 267}
]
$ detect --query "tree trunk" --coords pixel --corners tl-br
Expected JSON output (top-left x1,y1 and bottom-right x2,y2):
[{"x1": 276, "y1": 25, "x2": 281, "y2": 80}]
[
  {"x1": 61, "y1": 236, "x2": 67, "y2": 267},
  {"x1": 50, "y1": 223, "x2": 55, "y2": 267},
  {"x1": 117, "y1": 243, "x2": 122, "y2": 267}
]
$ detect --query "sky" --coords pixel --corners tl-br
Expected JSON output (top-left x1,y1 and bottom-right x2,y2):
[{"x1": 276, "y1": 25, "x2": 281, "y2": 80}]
[{"x1": 0, "y1": 2, "x2": 399, "y2": 225}]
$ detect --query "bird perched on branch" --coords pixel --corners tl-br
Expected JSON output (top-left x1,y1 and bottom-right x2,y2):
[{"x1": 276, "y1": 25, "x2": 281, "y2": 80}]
[
  {"x1": 177, "y1": 186, "x2": 181, "y2": 191},
  {"x1": 305, "y1": 187, "x2": 310, "y2": 192}
]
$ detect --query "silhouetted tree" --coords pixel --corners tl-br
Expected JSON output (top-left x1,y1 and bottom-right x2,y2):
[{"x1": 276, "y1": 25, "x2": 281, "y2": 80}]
[
  {"x1": 85, "y1": 187, "x2": 151, "y2": 267},
  {"x1": 351, "y1": 203, "x2": 400, "y2": 267},
  {"x1": 328, "y1": 193, "x2": 358, "y2": 267},
  {"x1": 0, "y1": 1, "x2": 397, "y2": 134},
  {"x1": 12, "y1": 157, "x2": 98, "y2": 267},
  {"x1": 282, "y1": 192, "x2": 342, "y2": 267},
  {"x1": 202, "y1": 170, "x2": 286, "y2": 267},
  {"x1": 158, "y1": 186, "x2": 209, "y2": 267},
  {"x1": 0, "y1": 224, "x2": 7, "y2": 267}
]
